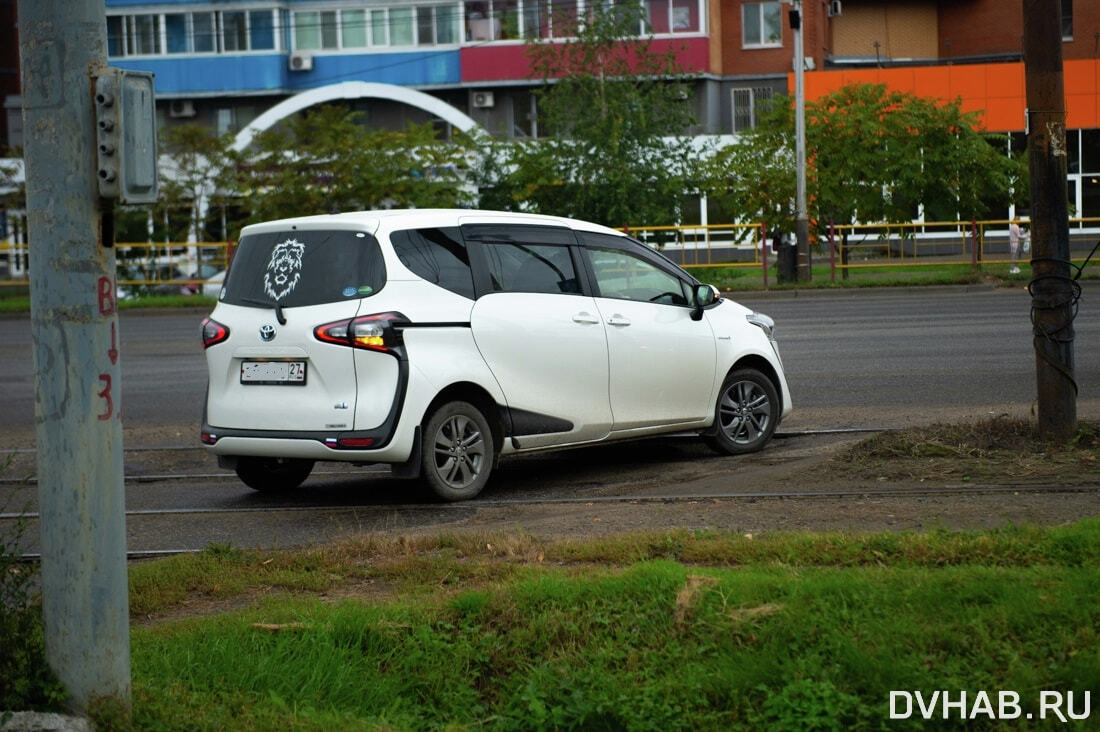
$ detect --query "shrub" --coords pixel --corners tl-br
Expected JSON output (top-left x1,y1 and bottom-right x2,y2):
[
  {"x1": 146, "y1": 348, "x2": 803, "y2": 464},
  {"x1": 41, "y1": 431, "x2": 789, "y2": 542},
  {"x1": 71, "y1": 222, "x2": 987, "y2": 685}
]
[{"x1": 0, "y1": 465, "x2": 68, "y2": 711}]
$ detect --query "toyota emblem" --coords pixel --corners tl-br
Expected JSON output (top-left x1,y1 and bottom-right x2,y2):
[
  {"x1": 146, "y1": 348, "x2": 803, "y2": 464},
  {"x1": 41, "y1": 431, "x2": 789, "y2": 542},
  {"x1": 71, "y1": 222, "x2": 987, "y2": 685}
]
[{"x1": 259, "y1": 324, "x2": 277, "y2": 342}]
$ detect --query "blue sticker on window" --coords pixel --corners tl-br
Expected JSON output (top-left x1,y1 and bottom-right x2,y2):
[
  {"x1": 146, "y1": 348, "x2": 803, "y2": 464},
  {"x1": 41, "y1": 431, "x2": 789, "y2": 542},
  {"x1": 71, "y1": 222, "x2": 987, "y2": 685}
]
[{"x1": 342, "y1": 286, "x2": 357, "y2": 297}]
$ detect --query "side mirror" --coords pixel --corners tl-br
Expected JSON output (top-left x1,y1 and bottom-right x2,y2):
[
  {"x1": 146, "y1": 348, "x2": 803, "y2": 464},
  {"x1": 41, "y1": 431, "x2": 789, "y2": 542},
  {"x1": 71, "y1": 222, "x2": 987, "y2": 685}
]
[{"x1": 691, "y1": 283, "x2": 717, "y2": 321}]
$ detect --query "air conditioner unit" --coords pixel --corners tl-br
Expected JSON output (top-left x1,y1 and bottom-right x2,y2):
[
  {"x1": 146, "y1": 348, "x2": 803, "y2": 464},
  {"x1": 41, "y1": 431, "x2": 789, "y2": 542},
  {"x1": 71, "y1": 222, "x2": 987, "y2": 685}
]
[
  {"x1": 472, "y1": 91, "x2": 495, "y2": 109},
  {"x1": 827, "y1": 0, "x2": 842, "y2": 17},
  {"x1": 288, "y1": 52, "x2": 313, "y2": 71},
  {"x1": 168, "y1": 99, "x2": 196, "y2": 118}
]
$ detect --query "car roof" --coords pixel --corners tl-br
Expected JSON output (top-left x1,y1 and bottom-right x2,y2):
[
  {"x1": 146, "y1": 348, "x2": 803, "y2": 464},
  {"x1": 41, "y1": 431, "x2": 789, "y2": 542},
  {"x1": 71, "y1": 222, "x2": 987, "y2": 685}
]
[{"x1": 238, "y1": 208, "x2": 630, "y2": 240}]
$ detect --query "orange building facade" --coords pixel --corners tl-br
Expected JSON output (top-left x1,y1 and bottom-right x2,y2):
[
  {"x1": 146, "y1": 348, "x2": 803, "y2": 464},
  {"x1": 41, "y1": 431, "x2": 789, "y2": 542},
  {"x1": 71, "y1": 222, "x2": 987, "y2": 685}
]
[{"x1": 719, "y1": 0, "x2": 1100, "y2": 218}]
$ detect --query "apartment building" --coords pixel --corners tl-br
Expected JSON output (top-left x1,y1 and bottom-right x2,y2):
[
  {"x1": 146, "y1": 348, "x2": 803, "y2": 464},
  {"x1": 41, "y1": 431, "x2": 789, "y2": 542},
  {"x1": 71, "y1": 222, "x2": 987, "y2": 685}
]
[{"x1": 4, "y1": 2, "x2": 1099, "y2": 212}]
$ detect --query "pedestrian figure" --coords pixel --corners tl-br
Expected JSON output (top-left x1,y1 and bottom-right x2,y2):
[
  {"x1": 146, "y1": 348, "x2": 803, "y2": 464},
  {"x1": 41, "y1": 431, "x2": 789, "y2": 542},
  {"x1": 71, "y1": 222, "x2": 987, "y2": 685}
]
[{"x1": 1008, "y1": 220, "x2": 1029, "y2": 274}]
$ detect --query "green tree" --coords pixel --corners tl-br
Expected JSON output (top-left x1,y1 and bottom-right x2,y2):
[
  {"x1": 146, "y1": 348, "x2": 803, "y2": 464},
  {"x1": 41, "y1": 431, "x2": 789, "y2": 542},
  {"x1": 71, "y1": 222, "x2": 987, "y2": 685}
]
[
  {"x1": 157, "y1": 122, "x2": 235, "y2": 242},
  {"x1": 705, "y1": 83, "x2": 1026, "y2": 235},
  {"x1": 477, "y1": 3, "x2": 702, "y2": 228},
  {"x1": 227, "y1": 105, "x2": 476, "y2": 225}
]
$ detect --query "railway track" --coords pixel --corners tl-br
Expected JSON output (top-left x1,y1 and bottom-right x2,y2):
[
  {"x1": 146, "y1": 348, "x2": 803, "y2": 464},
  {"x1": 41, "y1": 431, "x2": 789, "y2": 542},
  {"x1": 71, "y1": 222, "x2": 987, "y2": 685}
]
[{"x1": 5, "y1": 428, "x2": 1098, "y2": 559}]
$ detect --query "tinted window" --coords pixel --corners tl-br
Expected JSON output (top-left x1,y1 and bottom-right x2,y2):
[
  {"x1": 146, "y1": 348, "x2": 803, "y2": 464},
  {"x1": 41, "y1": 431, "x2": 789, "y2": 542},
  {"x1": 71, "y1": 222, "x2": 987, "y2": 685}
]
[
  {"x1": 390, "y1": 227, "x2": 475, "y2": 299},
  {"x1": 482, "y1": 242, "x2": 580, "y2": 294},
  {"x1": 222, "y1": 230, "x2": 385, "y2": 307}
]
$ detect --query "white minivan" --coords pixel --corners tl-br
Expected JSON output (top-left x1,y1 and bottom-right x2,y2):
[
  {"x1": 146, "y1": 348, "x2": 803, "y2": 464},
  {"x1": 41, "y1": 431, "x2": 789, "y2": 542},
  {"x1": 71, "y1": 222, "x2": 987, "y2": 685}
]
[{"x1": 201, "y1": 209, "x2": 792, "y2": 500}]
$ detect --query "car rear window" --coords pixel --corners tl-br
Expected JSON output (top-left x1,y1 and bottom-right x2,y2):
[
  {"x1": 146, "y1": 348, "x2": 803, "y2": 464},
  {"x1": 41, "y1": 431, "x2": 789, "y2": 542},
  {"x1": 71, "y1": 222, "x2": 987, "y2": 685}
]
[{"x1": 221, "y1": 229, "x2": 385, "y2": 308}]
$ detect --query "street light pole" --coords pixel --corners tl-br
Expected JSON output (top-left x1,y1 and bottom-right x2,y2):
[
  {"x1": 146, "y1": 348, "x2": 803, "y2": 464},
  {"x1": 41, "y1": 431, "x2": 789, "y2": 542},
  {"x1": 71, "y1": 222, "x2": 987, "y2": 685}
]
[{"x1": 792, "y1": 0, "x2": 811, "y2": 281}]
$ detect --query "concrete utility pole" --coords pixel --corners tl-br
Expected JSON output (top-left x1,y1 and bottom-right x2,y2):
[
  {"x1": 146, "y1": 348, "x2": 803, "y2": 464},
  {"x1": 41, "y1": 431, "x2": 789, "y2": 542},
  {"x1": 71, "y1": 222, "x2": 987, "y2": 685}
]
[
  {"x1": 19, "y1": 0, "x2": 132, "y2": 707},
  {"x1": 791, "y1": 0, "x2": 811, "y2": 282},
  {"x1": 1022, "y1": 0, "x2": 1077, "y2": 439}
]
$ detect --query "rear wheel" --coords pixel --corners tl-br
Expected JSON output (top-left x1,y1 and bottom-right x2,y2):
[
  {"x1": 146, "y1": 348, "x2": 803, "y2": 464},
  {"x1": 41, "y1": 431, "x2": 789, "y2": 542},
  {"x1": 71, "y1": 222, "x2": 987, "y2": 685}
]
[
  {"x1": 421, "y1": 401, "x2": 494, "y2": 501},
  {"x1": 703, "y1": 368, "x2": 779, "y2": 455},
  {"x1": 235, "y1": 457, "x2": 314, "y2": 492}
]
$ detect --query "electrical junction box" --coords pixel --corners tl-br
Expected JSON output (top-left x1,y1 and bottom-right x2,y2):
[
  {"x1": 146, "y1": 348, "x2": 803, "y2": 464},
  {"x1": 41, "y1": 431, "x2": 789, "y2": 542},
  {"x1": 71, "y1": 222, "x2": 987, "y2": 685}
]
[{"x1": 94, "y1": 68, "x2": 158, "y2": 204}]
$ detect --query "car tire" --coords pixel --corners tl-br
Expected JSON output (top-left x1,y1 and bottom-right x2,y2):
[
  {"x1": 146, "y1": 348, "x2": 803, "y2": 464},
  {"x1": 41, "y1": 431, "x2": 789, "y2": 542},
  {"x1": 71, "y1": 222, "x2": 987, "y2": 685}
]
[
  {"x1": 421, "y1": 401, "x2": 494, "y2": 501},
  {"x1": 235, "y1": 457, "x2": 315, "y2": 492},
  {"x1": 703, "y1": 368, "x2": 779, "y2": 455}
]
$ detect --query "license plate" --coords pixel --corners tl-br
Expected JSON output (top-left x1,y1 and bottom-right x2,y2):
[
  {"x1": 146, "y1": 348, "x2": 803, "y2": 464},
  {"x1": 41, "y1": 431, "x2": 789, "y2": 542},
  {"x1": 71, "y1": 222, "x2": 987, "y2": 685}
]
[{"x1": 240, "y1": 360, "x2": 306, "y2": 385}]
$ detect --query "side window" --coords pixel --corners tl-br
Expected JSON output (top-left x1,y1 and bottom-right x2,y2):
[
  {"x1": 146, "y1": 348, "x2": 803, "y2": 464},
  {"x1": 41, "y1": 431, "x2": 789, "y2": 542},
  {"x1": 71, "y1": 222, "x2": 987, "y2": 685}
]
[
  {"x1": 588, "y1": 247, "x2": 688, "y2": 305},
  {"x1": 390, "y1": 227, "x2": 475, "y2": 299},
  {"x1": 482, "y1": 242, "x2": 580, "y2": 295}
]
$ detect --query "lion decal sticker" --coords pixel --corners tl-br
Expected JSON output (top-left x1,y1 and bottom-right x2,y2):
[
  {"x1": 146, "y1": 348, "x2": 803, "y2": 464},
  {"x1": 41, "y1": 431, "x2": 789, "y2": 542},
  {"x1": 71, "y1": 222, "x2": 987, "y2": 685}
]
[{"x1": 264, "y1": 238, "x2": 306, "y2": 301}]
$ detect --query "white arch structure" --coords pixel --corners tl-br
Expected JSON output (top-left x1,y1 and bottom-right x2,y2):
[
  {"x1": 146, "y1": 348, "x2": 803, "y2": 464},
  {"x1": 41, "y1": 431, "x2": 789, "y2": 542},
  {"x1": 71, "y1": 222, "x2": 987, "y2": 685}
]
[
  {"x1": 179, "y1": 82, "x2": 483, "y2": 247},
  {"x1": 231, "y1": 81, "x2": 483, "y2": 152}
]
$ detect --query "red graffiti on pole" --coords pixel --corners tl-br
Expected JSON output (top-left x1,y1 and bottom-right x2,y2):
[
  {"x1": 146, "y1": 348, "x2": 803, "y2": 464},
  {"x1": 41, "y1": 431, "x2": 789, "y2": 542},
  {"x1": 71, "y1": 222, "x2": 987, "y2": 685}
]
[
  {"x1": 97, "y1": 373, "x2": 113, "y2": 421},
  {"x1": 97, "y1": 276, "x2": 118, "y2": 419},
  {"x1": 98, "y1": 276, "x2": 116, "y2": 316}
]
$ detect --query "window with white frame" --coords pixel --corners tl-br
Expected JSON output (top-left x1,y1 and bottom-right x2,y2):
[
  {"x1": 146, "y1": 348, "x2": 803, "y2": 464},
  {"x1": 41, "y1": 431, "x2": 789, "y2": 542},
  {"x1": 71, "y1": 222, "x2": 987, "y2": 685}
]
[
  {"x1": 107, "y1": 1, "x2": 701, "y2": 57},
  {"x1": 291, "y1": 4, "x2": 461, "y2": 49},
  {"x1": 521, "y1": 0, "x2": 579, "y2": 39},
  {"x1": 109, "y1": 9, "x2": 278, "y2": 56},
  {"x1": 466, "y1": 0, "x2": 701, "y2": 41},
  {"x1": 742, "y1": 1, "x2": 781, "y2": 48},
  {"x1": 644, "y1": 0, "x2": 700, "y2": 34},
  {"x1": 731, "y1": 86, "x2": 775, "y2": 133}
]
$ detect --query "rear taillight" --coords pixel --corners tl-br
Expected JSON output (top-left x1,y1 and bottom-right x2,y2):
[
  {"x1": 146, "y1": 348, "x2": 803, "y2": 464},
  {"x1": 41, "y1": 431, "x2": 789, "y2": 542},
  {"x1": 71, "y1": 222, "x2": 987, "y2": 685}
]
[
  {"x1": 201, "y1": 317, "x2": 229, "y2": 349},
  {"x1": 325, "y1": 436, "x2": 376, "y2": 449},
  {"x1": 314, "y1": 312, "x2": 407, "y2": 353}
]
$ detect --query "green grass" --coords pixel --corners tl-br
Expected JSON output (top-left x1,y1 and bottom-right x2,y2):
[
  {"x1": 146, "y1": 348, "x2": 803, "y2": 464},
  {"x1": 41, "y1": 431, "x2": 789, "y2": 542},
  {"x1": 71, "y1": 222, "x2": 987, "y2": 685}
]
[
  {"x1": 117, "y1": 293, "x2": 216, "y2": 309},
  {"x1": 0, "y1": 262, "x2": 1049, "y2": 315},
  {"x1": 0, "y1": 293, "x2": 215, "y2": 312},
  {"x1": 688, "y1": 262, "x2": 1021, "y2": 292},
  {"x1": 118, "y1": 522, "x2": 1100, "y2": 730}
]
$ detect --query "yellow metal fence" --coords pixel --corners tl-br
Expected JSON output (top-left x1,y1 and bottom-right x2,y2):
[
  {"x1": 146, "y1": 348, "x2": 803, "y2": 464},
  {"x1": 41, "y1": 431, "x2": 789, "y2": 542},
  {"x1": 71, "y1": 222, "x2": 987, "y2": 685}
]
[
  {"x1": 0, "y1": 240, "x2": 232, "y2": 291},
  {"x1": 2, "y1": 219, "x2": 1098, "y2": 289},
  {"x1": 629, "y1": 218, "x2": 1100, "y2": 280}
]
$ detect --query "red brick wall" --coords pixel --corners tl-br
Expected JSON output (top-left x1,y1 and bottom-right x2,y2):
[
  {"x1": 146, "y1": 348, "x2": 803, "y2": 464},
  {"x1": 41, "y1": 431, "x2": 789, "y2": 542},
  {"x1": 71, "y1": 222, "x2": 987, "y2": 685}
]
[
  {"x1": 719, "y1": 0, "x2": 832, "y2": 76},
  {"x1": 937, "y1": 0, "x2": 1023, "y2": 60}
]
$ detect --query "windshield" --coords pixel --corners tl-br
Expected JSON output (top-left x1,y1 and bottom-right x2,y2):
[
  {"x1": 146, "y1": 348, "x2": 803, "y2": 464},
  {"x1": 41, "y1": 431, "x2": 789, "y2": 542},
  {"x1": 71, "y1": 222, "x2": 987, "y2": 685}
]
[{"x1": 221, "y1": 229, "x2": 385, "y2": 308}]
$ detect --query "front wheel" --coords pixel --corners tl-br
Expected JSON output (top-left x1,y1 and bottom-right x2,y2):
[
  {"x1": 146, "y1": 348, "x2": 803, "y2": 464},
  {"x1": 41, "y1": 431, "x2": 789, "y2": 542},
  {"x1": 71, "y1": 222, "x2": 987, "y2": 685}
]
[
  {"x1": 703, "y1": 368, "x2": 779, "y2": 455},
  {"x1": 421, "y1": 401, "x2": 494, "y2": 501},
  {"x1": 235, "y1": 457, "x2": 314, "y2": 492}
]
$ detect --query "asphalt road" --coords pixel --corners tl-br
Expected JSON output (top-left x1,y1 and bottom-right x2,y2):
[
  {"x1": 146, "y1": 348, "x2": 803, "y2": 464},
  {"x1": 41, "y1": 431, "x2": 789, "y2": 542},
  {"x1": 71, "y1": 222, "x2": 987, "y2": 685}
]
[
  {"x1": 3, "y1": 282, "x2": 1100, "y2": 552},
  {"x1": 735, "y1": 282, "x2": 1100, "y2": 428},
  {"x1": 2, "y1": 282, "x2": 1098, "y2": 439}
]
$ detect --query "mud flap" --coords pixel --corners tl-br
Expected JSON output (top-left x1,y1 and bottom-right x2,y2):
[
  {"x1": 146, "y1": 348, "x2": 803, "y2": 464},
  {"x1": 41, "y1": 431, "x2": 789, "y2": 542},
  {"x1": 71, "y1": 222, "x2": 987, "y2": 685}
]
[{"x1": 390, "y1": 426, "x2": 422, "y2": 479}]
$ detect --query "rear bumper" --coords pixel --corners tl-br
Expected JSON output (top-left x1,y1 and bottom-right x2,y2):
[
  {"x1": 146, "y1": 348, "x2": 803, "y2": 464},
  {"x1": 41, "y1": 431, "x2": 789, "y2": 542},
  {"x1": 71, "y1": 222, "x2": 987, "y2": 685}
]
[{"x1": 201, "y1": 430, "x2": 414, "y2": 463}]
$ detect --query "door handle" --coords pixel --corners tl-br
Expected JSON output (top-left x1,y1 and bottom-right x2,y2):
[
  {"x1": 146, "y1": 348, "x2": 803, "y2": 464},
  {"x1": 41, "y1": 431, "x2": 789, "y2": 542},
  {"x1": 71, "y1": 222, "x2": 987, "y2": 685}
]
[
  {"x1": 606, "y1": 315, "x2": 631, "y2": 327},
  {"x1": 572, "y1": 312, "x2": 600, "y2": 325}
]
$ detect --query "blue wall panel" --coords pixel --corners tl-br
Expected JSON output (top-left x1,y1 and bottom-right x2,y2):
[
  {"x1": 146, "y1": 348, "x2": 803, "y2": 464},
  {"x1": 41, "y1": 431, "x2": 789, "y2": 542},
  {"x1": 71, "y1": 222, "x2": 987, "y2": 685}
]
[
  {"x1": 286, "y1": 52, "x2": 461, "y2": 90},
  {"x1": 113, "y1": 51, "x2": 461, "y2": 95},
  {"x1": 113, "y1": 55, "x2": 286, "y2": 95}
]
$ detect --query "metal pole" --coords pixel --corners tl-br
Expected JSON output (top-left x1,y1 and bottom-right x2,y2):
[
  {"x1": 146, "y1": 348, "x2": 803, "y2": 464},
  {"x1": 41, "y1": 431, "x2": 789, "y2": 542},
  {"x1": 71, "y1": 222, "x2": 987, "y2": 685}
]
[
  {"x1": 761, "y1": 221, "x2": 769, "y2": 288},
  {"x1": 19, "y1": 0, "x2": 132, "y2": 707},
  {"x1": 829, "y1": 221, "x2": 836, "y2": 283},
  {"x1": 792, "y1": 0, "x2": 810, "y2": 282},
  {"x1": 1023, "y1": 0, "x2": 1076, "y2": 439}
]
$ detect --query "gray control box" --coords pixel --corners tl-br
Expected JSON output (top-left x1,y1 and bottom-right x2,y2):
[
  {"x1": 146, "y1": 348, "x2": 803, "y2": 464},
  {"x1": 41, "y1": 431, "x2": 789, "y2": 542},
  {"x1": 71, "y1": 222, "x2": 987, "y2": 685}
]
[{"x1": 94, "y1": 68, "x2": 158, "y2": 204}]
